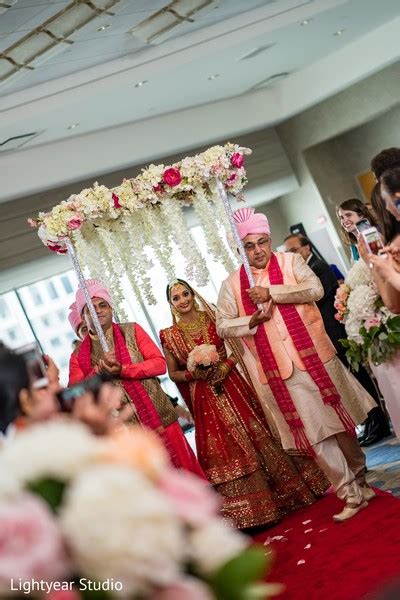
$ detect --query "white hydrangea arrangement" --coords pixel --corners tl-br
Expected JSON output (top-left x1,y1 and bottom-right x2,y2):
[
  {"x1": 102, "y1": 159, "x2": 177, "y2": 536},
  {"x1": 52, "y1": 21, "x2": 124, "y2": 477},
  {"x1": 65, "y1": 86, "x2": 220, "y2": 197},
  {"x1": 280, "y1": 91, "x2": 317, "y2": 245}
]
[{"x1": 334, "y1": 260, "x2": 400, "y2": 368}]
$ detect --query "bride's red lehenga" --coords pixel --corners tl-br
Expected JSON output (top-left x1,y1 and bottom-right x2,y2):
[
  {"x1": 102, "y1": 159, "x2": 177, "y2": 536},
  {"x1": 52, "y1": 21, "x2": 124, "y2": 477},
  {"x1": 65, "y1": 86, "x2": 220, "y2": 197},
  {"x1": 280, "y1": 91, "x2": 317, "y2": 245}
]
[{"x1": 160, "y1": 310, "x2": 329, "y2": 529}]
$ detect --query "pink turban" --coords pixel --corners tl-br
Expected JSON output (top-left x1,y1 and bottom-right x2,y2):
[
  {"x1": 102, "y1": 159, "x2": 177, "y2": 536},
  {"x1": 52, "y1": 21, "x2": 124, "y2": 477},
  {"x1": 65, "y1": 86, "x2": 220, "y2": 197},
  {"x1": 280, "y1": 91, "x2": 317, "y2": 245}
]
[
  {"x1": 68, "y1": 302, "x2": 82, "y2": 333},
  {"x1": 75, "y1": 279, "x2": 113, "y2": 315},
  {"x1": 233, "y1": 207, "x2": 270, "y2": 240}
]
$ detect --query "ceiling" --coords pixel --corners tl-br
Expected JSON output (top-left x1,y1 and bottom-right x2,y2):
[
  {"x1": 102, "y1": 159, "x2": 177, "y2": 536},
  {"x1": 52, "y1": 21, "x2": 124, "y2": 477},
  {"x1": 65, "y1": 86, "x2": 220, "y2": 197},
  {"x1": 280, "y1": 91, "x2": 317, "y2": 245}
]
[{"x1": 0, "y1": 0, "x2": 399, "y2": 203}]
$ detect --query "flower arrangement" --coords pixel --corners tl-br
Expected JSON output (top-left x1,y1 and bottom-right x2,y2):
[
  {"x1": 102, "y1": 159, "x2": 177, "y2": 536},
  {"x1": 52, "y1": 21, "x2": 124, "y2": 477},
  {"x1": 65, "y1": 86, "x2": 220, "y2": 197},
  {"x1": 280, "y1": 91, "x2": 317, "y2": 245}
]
[
  {"x1": 28, "y1": 144, "x2": 250, "y2": 308},
  {"x1": 334, "y1": 260, "x2": 400, "y2": 369},
  {"x1": 0, "y1": 420, "x2": 281, "y2": 600},
  {"x1": 187, "y1": 344, "x2": 220, "y2": 373}
]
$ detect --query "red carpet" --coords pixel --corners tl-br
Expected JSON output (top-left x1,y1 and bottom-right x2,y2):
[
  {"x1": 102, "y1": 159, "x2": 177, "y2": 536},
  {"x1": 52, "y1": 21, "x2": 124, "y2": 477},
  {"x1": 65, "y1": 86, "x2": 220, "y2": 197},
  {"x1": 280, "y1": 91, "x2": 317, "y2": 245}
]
[{"x1": 253, "y1": 490, "x2": 400, "y2": 600}]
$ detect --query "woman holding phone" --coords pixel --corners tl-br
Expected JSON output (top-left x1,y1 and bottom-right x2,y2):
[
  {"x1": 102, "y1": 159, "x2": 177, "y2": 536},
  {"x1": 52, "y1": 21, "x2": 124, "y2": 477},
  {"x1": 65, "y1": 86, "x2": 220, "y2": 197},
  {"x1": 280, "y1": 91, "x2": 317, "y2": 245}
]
[{"x1": 336, "y1": 199, "x2": 391, "y2": 446}]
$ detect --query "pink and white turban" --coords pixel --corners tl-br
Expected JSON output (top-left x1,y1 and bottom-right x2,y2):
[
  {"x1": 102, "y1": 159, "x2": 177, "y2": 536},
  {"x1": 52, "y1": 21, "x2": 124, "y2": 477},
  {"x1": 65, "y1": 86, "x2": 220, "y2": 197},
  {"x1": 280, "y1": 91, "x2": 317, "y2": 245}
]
[
  {"x1": 68, "y1": 302, "x2": 82, "y2": 333},
  {"x1": 233, "y1": 207, "x2": 270, "y2": 240},
  {"x1": 75, "y1": 279, "x2": 113, "y2": 315}
]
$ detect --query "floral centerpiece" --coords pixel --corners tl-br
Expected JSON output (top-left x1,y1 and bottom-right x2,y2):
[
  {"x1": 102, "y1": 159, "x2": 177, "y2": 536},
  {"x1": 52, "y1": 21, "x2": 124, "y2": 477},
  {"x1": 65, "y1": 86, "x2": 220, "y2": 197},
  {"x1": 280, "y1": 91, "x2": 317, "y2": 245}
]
[
  {"x1": 334, "y1": 260, "x2": 400, "y2": 370},
  {"x1": 0, "y1": 420, "x2": 281, "y2": 600},
  {"x1": 28, "y1": 144, "x2": 252, "y2": 312}
]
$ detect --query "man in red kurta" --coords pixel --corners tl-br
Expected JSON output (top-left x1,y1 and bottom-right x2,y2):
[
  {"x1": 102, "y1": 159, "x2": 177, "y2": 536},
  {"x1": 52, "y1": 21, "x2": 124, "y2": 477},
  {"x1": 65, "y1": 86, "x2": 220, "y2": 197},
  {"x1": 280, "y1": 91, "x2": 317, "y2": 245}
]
[{"x1": 69, "y1": 279, "x2": 204, "y2": 477}]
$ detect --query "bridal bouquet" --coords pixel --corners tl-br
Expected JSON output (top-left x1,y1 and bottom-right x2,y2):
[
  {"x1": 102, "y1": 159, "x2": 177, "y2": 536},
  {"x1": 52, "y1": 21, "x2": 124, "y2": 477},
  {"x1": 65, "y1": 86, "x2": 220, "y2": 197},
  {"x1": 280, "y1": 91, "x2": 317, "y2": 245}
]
[
  {"x1": 0, "y1": 421, "x2": 281, "y2": 600},
  {"x1": 187, "y1": 344, "x2": 220, "y2": 373},
  {"x1": 335, "y1": 260, "x2": 400, "y2": 369}
]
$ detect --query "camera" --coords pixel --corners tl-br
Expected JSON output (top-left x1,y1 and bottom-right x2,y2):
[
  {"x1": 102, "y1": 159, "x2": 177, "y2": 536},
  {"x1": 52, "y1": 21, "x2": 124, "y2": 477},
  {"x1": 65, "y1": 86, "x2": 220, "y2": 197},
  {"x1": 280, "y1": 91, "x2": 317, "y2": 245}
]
[
  {"x1": 56, "y1": 373, "x2": 110, "y2": 412},
  {"x1": 15, "y1": 343, "x2": 48, "y2": 389}
]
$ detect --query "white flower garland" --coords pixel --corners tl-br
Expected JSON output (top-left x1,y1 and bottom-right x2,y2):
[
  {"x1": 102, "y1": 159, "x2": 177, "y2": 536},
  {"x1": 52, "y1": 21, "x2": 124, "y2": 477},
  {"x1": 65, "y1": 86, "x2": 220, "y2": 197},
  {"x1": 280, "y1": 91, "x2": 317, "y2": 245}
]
[{"x1": 192, "y1": 188, "x2": 236, "y2": 273}]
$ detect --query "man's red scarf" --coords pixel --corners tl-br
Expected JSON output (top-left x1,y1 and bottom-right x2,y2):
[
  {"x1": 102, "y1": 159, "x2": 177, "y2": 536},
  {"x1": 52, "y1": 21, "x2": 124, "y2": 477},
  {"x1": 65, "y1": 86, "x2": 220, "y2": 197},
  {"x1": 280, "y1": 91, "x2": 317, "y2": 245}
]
[
  {"x1": 240, "y1": 254, "x2": 355, "y2": 454},
  {"x1": 78, "y1": 323, "x2": 164, "y2": 433}
]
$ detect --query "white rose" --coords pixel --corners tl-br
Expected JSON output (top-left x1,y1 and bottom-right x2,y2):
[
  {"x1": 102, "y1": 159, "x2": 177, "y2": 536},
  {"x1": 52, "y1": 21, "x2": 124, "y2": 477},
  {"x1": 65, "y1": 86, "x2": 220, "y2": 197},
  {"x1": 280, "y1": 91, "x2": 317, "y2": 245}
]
[
  {"x1": 0, "y1": 421, "x2": 100, "y2": 488},
  {"x1": 60, "y1": 465, "x2": 186, "y2": 596}
]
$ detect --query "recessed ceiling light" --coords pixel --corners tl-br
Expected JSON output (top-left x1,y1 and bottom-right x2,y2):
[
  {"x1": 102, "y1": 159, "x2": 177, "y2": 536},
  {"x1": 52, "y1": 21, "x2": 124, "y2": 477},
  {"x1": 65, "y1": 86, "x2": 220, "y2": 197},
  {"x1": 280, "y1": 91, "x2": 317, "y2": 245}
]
[
  {"x1": 208, "y1": 74, "x2": 220, "y2": 80},
  {"x1": 300, "y1": 18, "x2": 313, "y2": 26},
  {"x1": 97, "y1": 24, "x2": 112, "y2": 32},
  {"x1": 334, "y1": 28, "x2": 346, "y2": 36},
  {"x1": 67, "y1": 123, "x2": 80, "y2": 130},
  {"x1": 134, "y1": 80, "x2": 148, "y2": 87}
]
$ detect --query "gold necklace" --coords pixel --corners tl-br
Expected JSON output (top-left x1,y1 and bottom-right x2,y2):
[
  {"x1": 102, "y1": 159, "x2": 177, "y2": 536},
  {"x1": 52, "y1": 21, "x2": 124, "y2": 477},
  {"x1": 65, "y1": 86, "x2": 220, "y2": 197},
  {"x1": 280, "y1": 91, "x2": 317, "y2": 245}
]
[{"x1": 178, "y1": 311, "x2": 210, "y2": 346}]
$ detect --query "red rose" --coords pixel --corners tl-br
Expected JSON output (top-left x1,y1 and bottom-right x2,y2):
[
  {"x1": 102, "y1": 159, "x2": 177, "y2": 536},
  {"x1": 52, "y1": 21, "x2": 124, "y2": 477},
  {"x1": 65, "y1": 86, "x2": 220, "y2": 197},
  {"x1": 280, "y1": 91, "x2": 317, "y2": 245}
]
[
  {"x1": 48, "y1": 244, "x2": 68, "y2": 254},
  {"x1": 112, "y1": 193, "x2": 122, "y2": 208},
  {"x1": 230, "y1": 152, "x2": 244, "y2": 168},
  {"x1": 163, "y1": 168, "x2": 182, "y2": 187}
]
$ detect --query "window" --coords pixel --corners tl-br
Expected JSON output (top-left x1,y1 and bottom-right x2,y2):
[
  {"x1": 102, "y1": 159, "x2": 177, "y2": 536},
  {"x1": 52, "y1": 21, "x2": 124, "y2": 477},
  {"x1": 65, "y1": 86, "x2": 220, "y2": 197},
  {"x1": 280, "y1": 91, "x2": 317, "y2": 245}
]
[
  {"x1": 7, "y1": 328, "x2": 18, "y2": 342},
  {"x1": 50, "y1": 337, "x2": 61, "y2": 348},
  {"x1": 0, "y1": 298, "x2": 8, "y2": 320},
  {"x1": 61, "y1": 276, "x2": 73, "y2": 295},
  {"x1": 46, "y1": 282, "x2": 58, "y2": 300},
  {"x1": 29, "y1": 286, "x2": 43, "y2": 306},
  {"x1": 41, "y1": 316, "x2": 51, "y2": 327},
  {"x1": 57, "y1": 309, "x2": 66, "y2": 321}
]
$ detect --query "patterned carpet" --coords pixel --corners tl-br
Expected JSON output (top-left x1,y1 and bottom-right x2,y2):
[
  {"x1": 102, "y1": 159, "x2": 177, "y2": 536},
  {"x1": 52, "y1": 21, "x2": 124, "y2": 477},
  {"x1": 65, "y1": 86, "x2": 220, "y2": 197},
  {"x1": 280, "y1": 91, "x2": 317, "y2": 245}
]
[{"x1": 365, "y1": 435, "x2": 400, "y2": 497}]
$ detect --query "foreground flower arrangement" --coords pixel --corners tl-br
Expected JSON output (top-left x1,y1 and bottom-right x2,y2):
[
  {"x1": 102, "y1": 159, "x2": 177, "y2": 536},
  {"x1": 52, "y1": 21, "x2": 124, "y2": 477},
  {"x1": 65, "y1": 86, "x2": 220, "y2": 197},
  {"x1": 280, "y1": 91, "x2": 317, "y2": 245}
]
[
  {"x1": 29, "y1": 144, "x2": 251, "y2": 309},
  {"x1": 334, "y1": 260, "x2": 400, "y2": 369},
  {"x1": 0, "y1": 421, "x2": 281, "y2": 600}
]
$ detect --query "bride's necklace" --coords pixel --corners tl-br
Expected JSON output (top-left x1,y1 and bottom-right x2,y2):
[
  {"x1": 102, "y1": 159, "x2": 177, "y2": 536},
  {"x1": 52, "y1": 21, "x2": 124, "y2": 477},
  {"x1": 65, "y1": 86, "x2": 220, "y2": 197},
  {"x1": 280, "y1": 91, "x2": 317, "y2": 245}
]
[{"x1": 177, "y1": 311, "x2": 210, "y2": 345}]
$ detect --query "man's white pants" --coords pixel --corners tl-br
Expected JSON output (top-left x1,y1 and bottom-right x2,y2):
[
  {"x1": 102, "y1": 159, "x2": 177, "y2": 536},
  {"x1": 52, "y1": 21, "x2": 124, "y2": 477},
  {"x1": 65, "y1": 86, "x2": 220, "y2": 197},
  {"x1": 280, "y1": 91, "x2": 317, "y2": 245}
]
[{"x1": 313, "y1": 432, "x2": 366, "y2": 505}]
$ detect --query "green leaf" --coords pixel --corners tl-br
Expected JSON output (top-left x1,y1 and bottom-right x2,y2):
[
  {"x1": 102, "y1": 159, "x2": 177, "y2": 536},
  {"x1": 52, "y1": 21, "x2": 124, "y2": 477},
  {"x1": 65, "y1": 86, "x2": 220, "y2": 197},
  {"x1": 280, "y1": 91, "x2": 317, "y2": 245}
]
[
  {"x1": 209, "y1": 546, "x2": 270, "y2": 600},
  {"x1": 27, "y1": 477, "x2": 66, "y2": 513}
]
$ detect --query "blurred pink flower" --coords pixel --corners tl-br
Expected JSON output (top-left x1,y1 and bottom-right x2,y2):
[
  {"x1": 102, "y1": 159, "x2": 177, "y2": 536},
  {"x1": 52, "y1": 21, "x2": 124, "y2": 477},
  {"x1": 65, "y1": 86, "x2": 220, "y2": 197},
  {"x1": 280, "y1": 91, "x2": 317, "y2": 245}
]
[
  {"x1": 0, "y1": 495, "x2": 70, "y2": 587},
  {"x1": 151, "y1": 577, "x2": 214, "y2": 600},
  {"x1": 159, "y1": 469, "x2": 220, "y2": 527},
  {"x1": 364, "y1": 315, "x2": 381, "y2": 331},
  {"x1": 48, "y1": 591, "x2": 81, "y2": 600}
]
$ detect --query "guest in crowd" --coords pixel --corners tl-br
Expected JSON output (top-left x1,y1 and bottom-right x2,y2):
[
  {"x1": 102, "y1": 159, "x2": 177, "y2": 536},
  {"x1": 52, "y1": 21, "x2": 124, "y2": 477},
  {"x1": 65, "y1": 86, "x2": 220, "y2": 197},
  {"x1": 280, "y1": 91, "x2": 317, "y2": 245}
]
[
  {"x1": 68, "y1": 301, "x2": 88, "y2": 351},
  {"x1": 283, "y1": 234, "x2": 390, "y2": 446},
  {"x1": 217, "y1": 208, "x2": 376, "y2": 522},
  {"x1": 337, "y1": 199, "x2": 378, "y2": 262},
  {"x1": 68, "y1": 279, "x2": 205, "y2": 477},
  {"x1": 366, "y1": 170, "x2": 400, "y2": 314},
  {"x1": 371, "y1": 147, "x2": 400, "y2": 181},
  {"x1": 160, "y1": 279, "x2": 329, "y2": 529},
  {"x1": 0, "y1": 343, "x2": 132, "y2": 441}
]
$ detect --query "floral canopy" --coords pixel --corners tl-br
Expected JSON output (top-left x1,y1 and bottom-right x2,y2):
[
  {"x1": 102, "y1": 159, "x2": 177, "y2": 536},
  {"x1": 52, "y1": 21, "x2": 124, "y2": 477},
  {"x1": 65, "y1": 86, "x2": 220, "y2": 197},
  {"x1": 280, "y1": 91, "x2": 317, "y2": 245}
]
[{"x1": 30, "y1": 144, "x2": 251, "y2": 314}]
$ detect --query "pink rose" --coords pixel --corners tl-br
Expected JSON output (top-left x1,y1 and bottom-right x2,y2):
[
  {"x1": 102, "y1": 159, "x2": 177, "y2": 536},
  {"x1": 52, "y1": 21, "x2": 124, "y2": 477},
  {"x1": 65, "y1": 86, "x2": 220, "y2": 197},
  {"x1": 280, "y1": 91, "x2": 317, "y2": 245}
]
[
  {"x1": 153, "y1": 183, "x2": 164, "y2": 194},
  {"x1": 159, "y1": 469, "x2": 220, "y2": 527},
  {"x1": 67, "y1": 217, "x2": 83, "y2": 230},
  {"x1": 335, "y1": 313, "x2": 343, "y2": 321},
  {"x1": 48, "y1": 244, "x2": 68, "y2": 254},
  {"x1": 151, "y1": 577, "x2": 213, "y2": 600},
  {"x1": 230, "y1": 152, "x2": 244, "y2": 168},
  {"x1": 112, "y1": 193, "x2": 122, "y2": 208},
  {"x1": 0, "y1": 495, "x2": 70, "y2": 587},
  {"x1": 365, "y1": 316, "x2": 381, "y2": 331},
  {"x1": 163, "y1": 168, "x2": 182, "y2": 187}
]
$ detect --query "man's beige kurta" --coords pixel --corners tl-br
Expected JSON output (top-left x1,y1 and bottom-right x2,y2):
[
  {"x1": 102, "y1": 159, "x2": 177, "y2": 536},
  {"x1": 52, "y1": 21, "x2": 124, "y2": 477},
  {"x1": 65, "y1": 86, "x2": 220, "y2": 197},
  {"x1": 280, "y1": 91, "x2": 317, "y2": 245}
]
[{"x1": 216, "y1": 252, "x2": 376, "y2": 450}]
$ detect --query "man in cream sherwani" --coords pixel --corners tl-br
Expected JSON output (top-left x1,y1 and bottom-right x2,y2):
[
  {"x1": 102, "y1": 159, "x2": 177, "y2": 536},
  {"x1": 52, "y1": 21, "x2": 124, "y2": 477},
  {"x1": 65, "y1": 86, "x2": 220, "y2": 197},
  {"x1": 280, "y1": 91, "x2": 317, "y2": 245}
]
[{"x1": 216, "y1": 207, "x2": 376, "y2": 522}]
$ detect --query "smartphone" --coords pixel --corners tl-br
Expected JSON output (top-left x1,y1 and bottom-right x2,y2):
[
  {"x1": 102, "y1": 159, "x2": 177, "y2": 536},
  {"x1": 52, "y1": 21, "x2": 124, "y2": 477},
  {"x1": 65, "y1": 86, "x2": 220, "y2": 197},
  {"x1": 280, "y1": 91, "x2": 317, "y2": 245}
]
[
  {"x1": 360, "y1": 226, "x2": 384, "y2": 255},
  {"x1": 57, "y1": 373, "x2": 110, "y2": 412},
  {"x1": 15, "y1": 343, "x2": 48, "y2": 389},
  {"x1": 355, "y1": 218, "x2": 371, "y2": 233}
]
